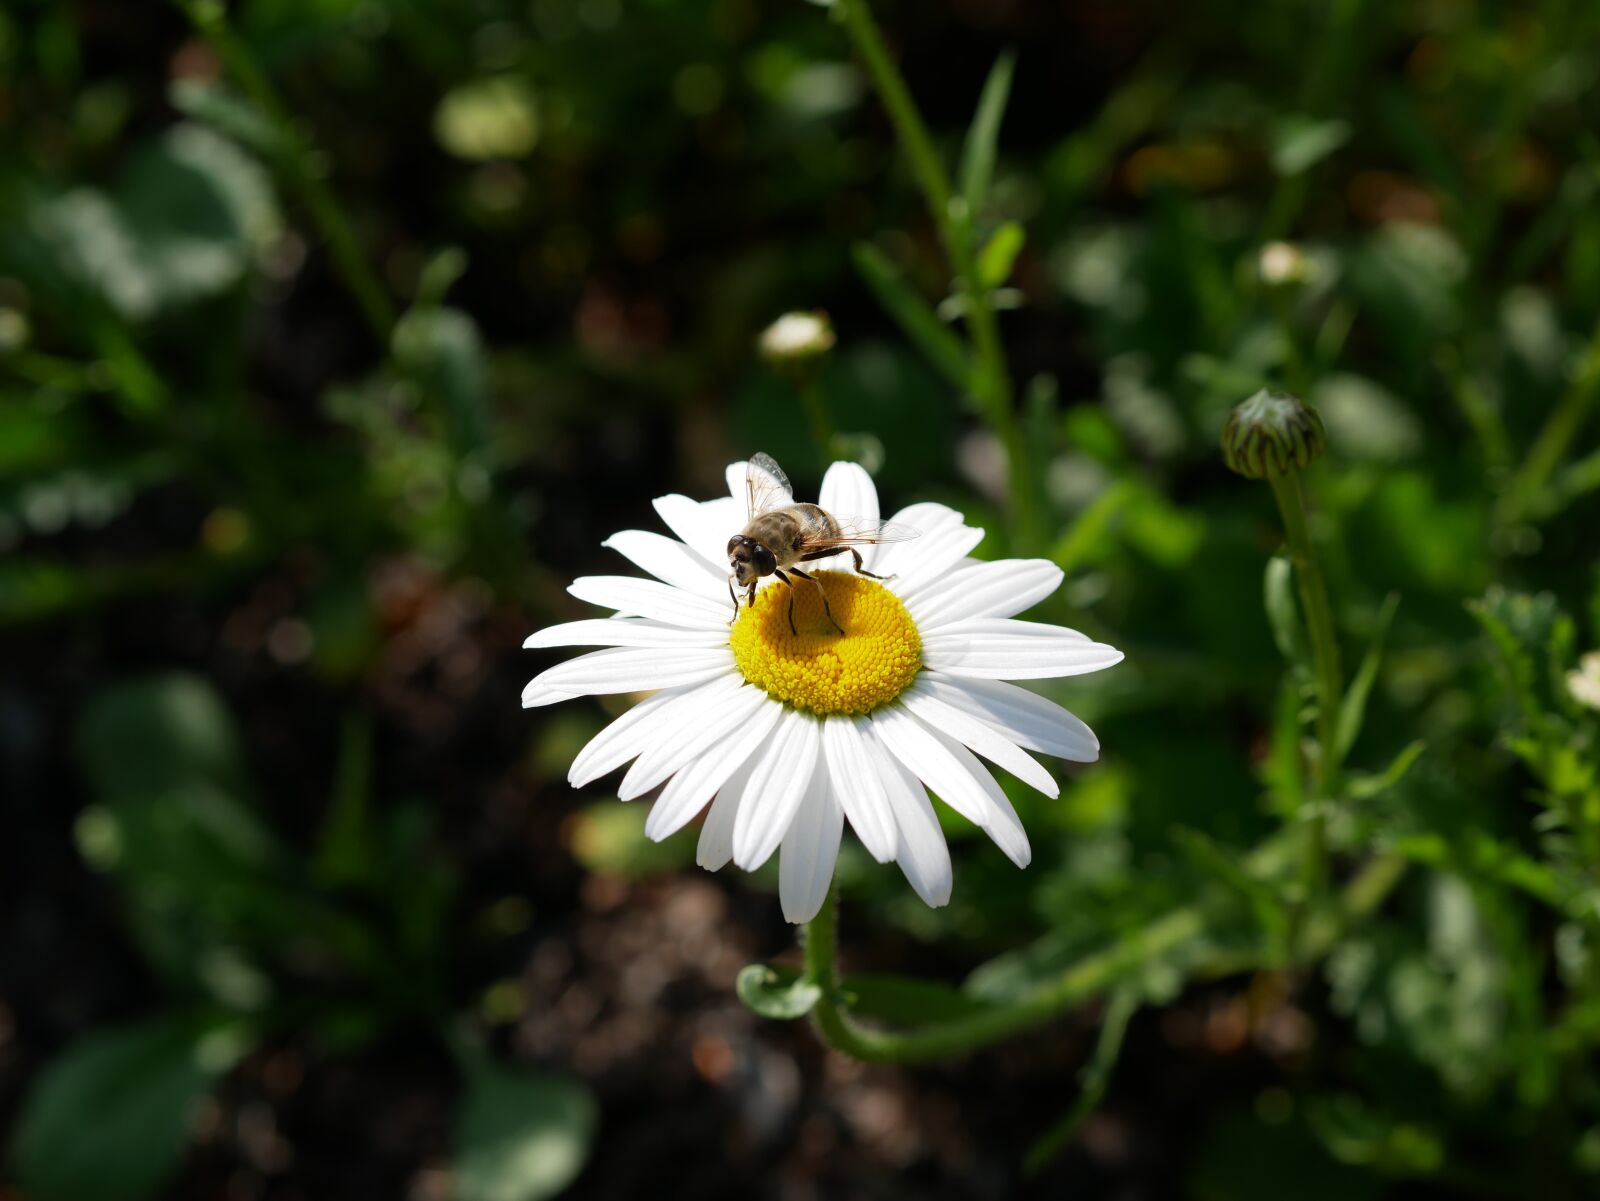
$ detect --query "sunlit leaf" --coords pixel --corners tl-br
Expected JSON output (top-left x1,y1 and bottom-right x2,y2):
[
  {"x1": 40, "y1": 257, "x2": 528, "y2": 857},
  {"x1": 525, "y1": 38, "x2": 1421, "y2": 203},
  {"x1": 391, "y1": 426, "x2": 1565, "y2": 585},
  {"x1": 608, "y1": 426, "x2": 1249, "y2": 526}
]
[
  {"x1": 1335, "y1": 593, "x2": 1399, "y2": 761},
  {"x1": 12, "y1": 1014, "x2": 250, "y2": 1201},
  {"x1": 735, "y1": 963, "x2": 821, "y2": 1020},
  {"x1": 454, "y1": 1061, "x2": 597, "y2": 1201},
  {"x1": 958, "y1": 50, "x2": 1015, "y2": 217},
  {"x1": 841, "y1": 973, "x2": 994, "y2": 1024},
  {"x1": 976, "y1": 220, "x2": 1025, "y2": 290}
]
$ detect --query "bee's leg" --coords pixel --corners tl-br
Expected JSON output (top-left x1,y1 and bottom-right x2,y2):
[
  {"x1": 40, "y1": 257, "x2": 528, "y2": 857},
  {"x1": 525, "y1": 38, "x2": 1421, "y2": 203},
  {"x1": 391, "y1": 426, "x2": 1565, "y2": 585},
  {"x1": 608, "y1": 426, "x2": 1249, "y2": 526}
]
[
  {"x1": 746, "y1": 581, "x2": 757, "y2": 611},
  {"x1": 850, "y1": 547, "x2": 893, "y2": 581},
  {"x1": 791, "y1": 568, "x2": 844, "y2": 635},
  {"x1": 727, "y1": 575, "x2": 740, "y2": 624},
  {"x1": 773, "y1": 569, "x2": 798, "y2": 636}
]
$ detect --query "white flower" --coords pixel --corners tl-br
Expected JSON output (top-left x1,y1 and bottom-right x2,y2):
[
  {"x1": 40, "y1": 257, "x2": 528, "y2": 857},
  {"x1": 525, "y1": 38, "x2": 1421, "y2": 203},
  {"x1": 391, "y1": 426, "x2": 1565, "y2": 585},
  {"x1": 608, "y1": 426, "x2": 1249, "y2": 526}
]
[
  {"x1": 1570, "y1": 651, "x2": 1600, "y2": 711},
  {"x1": 1258, "y1": 240, "x2": 1311, "y2": 287},
  {"x1": 523, "y1": 459, "x2": 1123, "y2": 922},
  {"x1": 757, "y1": 311, "x2": 835, "y2": 363}
]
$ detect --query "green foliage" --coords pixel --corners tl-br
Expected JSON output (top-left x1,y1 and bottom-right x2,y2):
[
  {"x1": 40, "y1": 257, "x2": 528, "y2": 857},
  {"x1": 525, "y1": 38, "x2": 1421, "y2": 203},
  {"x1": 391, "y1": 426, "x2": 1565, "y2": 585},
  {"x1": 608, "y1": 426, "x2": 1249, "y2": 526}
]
[
  {"x1": 11, "y1": 1014, "x2": 248, "y2": 1201},
  {"x1": 736, "y1": 964, "x2": 822, "y2": 1020},
  {"x1": 453, "y1": 1059, "x2": 597, "y2": 1201},
  {"x1": 9, "y1": 0, "x2": 1600, "y2": 1193}
]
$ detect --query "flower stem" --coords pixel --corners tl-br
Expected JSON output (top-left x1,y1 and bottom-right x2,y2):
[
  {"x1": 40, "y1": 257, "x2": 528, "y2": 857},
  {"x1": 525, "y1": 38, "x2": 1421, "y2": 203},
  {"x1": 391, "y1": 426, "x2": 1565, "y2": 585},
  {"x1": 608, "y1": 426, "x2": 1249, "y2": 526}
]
[
  {"x1": 173, "y1": 0, "x2": 397, "y2": 345},
  {"x1": 1494, "y1": 323, "x2": 1600, "y2": 535},
  {"x1": 799, "y1": 379, "x2": 836, "y2": 458},
  {"x1": 799, "y1": 848, "x2": 1404, "y2": 1065},
  {"x1": 1267, "y1": 469, "x2": 1343, "y2": 930},
  {"x1": 833, "y1": 0, "x2": 1040, "y2": 551}
]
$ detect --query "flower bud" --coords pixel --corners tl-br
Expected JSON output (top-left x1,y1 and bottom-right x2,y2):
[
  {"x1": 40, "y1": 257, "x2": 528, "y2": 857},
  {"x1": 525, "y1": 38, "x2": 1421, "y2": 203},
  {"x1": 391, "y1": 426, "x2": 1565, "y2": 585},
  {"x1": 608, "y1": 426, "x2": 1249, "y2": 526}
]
[
  {"x1": 758, "y1": 311, "x2": 835, "y2": 367},
  {"x1": 1221, "y1": 389, "x2": 1326, "y2": 480},
  {"x1": 1258, "y1": 240, "x2": 1310, "y2": 288},
  {"x1": 1570, "y1": 651, "x2": 1600, "y2": 712}
]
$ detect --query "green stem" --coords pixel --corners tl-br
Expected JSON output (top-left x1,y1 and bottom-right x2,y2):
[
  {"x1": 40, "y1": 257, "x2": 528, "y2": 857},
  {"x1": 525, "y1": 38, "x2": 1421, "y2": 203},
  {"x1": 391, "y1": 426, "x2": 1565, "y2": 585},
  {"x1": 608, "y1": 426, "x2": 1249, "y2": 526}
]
[
  {"x1": 1267, "y1": 470, "x2": 1343, "y2": 932},
  {"x1": 798, "y1": 379, "x2": 836, "y2": 457},
  {"x1": 800, "y1": 849, "x2": 1403, "y2": 1065},
  {"x1": 1494, "y1": 327, "x2": 1600, "y2": 534},
  {"x1": 834, "y1": 0, "x2": 1040, "y2": 550},
  {"x1": 174, "y1": 0, "x2": 397, "y2": 344},
  {"x1": 1270, "y1": 291, "x2": 1310, "y2": 399},
  {"x1": 1259, "y1": 0, "x2": 1367, "y2": 244}
]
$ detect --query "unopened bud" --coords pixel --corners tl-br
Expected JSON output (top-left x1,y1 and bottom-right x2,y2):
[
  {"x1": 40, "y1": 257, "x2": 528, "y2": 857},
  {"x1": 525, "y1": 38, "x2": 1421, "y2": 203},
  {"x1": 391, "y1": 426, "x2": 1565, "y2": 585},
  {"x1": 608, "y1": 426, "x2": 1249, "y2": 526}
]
[
  {"x1": 1570, "y1": 651, "x2": 1600, "y2": 711},
  {"x1": 758, "y1": 311, "x2": 835, "y2": 367},
  {"x1": 1222, "y1": 389, "x2": 1326, "y2": 480},
  {"x1": 1258, "y1": 241, "x2": 1310, "y2": 288}
]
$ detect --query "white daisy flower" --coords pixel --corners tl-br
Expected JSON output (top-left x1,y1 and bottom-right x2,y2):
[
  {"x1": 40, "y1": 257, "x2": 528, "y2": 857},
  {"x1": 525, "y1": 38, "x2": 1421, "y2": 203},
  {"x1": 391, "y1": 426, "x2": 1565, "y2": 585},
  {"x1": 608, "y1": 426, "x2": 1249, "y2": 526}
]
[{"x1": 523, "y1": 457, "x2": 1123, "y2": 923}]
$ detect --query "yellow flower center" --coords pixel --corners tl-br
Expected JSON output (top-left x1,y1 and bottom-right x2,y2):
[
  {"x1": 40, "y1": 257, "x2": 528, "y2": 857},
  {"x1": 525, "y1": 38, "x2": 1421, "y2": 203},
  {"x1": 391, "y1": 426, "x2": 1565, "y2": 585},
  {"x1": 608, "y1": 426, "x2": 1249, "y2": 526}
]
[{"x1": 729, "y1": 571, "x2": 921, "y2": 716}]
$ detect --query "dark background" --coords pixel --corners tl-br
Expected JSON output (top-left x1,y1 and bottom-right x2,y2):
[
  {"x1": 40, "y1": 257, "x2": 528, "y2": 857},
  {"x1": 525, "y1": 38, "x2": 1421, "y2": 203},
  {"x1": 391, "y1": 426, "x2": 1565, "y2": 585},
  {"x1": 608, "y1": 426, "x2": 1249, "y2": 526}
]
[{"x1": 4, "y1": 0, "x2": 1600, "y2": 1197}]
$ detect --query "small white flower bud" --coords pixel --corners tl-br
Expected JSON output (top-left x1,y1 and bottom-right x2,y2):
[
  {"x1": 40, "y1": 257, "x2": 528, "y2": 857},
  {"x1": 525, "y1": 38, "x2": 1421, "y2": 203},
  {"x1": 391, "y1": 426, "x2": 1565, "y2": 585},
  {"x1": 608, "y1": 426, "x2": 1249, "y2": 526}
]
[
  {"x1": 1259, "y1": 241, "x2": 1311, "y2": 288},
  {"x1": 758, "y1": 311, "x2": 835, "y2": 365}
]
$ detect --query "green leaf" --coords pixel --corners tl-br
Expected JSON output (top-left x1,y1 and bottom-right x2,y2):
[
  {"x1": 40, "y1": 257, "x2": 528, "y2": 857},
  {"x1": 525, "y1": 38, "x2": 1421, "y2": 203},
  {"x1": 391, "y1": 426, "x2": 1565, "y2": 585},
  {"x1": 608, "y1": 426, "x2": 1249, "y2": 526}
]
[
  {"x1": 1335, "y1": 593, "x2": 1399, "y2": 761},
  {"x1": 735, "y1": 963, "x2": 821, "y2": 1020},
  {"x1": 1173, "y1": 828, "x2": 1289, "y2": 959},
  {"x1": 977, "y1": 220, "x2": 1025, "y2": 290},
  {"x1": 1264, "y1": 555, "x2": 1310, "y2": 678},
  {"x1": 1266, "y1": 678, "x2": 1306, "y2": 816},
  {"x1": 1345, "y1": 740, "x2": 1426, "y2": 801},
  {"x1": 851, "y1": 242, "x2": 972, "y2": 391},
  {"x1": 1306, "y1": 1093, "x2": 1444, "y2": 1177},
  {"x1": 840, "y1": 973, "x2": 994, "y2": 1024},
  {"x1": 392, "y1": 305, "x2": 493, "y2": 462},
  {"x1": 168, "y1": 78, "x2": 286, "y2": 160},
  {"x1": 454, "y1": 1063, "x2": 597, "y2": 1201},
  {"x1": 313, "y1": 710, "x2": 376, "y2": 888},
  {"x1": 77, "y1": 674, "x2": 244, "y2": 803},
  {"x1": 566, "y1": 800, "x2": 695, "y2": 878},
  {"x1": 11, "y1": 1014, "x2": 248, "y2": 1201},
  {"x1": 959, "y1": 50, "x2": 1016, "y2": 217},
  {"x1": 1024, "y1": 984, "x2": 1140, "y2": 1175},
  {"x1": 1271, "y1": 115, "x2": 1351, "y2": 176}
]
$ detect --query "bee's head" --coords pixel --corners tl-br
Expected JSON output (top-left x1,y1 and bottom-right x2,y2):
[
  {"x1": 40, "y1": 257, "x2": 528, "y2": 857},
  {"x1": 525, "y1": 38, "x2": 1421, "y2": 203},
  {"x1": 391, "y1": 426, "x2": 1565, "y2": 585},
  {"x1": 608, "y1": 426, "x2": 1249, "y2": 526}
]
[{"x1": 728, "y1": 535, "x2": 776, "y2": 586}]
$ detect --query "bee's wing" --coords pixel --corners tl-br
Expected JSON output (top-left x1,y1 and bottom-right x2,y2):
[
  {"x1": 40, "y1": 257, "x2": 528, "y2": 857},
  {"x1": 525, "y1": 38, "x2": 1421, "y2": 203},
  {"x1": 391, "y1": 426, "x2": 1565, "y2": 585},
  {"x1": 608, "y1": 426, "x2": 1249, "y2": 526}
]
[
  {"x1": 801, "y1": 518, "x2": 921, "y2": 551},
  {"x1": 745, "y1": 452, "x2": 794, "y2": 518}
]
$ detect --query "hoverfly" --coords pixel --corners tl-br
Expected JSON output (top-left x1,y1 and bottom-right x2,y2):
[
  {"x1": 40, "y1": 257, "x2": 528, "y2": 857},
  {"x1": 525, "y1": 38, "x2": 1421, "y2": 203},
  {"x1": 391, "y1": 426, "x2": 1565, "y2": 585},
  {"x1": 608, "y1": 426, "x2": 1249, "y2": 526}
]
[{"x1": 727, "y1": 452, "x2": 918, "y2": 635}]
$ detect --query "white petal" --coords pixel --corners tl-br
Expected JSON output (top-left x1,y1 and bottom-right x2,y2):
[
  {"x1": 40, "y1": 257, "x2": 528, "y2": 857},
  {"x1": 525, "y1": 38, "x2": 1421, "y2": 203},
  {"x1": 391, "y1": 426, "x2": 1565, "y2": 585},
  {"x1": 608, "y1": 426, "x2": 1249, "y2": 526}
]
[
  {"x1": 644, "y1": 699, "x2": 783, "y2": 841},
  {"x1": 819, "y1": 461, "x2": 881, "y2": 572},
  {"x1": 871, "y1": 738, "x2": 952, "y2": 908},
  {"x1": 887, "y1": 523, "x2": 986, "y2": 597},
  {"x1": 568, "y1": 575, "x2": 729, "y2": 628},
  {"x1": 653, "y1": 493, "x2": 741, "y2": 570},
  {"x1": 821, "y1": 716, "x2": 898, "y2": 863},
  {"x1": 602, "y1": 530, "x2": 727, "y2": 598},
  {"x1": 731, "y1": 708, "x2": 822, "y2": 870},
  {"x1": 523, "y1": 646, "x2": 733, "y2": 704},
  {"x1": 907, "y1": 559, "x2": 1064, "y2": 627},
  {"x1": 901, "y1": 684, "x2": 1059, "y2": 797},
  {"x1": 778, "y1": 768, "x2": 843, "y2": 923},
  {"x1": 918, "y1": 675, "x2": 1100, "y2": 761},
  {"x1": 871, "y1": 704, "x2": 1031, "y2": 867},
  {"x1": 695, "y1": 753, "x2": 757, "y2": 870},
  {"x1": 521, "y1": 682, "x2": 576, "y2": 708},
  {"x1": 922, "y1": 618, "x2": 1123, "y2": 680},
  {"x1": 874, "y1": 502, "x2": 966, "y2": 575},
  {"x1": 568, "y1": 682, "x2": 718, "y2": 787},
  {"x1": 619, "y1": 683, "x2": 767, "y2": 799},
  {"x1": 524, "y1": 618, "x2": 728, "y2": 649}
]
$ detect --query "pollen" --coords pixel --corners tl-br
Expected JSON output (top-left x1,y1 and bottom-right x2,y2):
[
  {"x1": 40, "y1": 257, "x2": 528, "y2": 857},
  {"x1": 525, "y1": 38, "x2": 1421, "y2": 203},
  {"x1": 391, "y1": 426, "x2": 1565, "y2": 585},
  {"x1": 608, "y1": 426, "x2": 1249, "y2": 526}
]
[{"x1": 730, "y1": 572, "x2": 921, "y2": 716}]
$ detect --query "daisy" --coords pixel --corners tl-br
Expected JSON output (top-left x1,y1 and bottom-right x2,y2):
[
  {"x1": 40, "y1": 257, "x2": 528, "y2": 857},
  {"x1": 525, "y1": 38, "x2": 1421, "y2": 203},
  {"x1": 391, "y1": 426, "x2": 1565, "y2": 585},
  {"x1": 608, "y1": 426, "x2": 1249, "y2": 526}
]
[{"x1": 523, "y1": 457, "x2": 1123, "y2": 922}]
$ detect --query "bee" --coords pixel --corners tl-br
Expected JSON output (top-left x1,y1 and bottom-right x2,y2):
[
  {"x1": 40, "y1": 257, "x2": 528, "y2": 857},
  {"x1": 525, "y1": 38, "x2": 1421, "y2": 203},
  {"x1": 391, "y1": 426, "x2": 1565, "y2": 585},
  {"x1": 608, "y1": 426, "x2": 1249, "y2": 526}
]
[{"x1": 727, "y1": 452, "x2": 918, "y2": 635}]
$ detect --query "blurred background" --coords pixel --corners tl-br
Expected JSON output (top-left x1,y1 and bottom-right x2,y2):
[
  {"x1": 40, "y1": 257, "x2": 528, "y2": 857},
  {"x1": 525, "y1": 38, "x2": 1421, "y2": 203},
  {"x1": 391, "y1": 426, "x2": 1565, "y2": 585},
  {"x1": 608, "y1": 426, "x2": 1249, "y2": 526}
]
[{"x1": 4, "y1": 0, "x2": 1600, "y2": 1197}]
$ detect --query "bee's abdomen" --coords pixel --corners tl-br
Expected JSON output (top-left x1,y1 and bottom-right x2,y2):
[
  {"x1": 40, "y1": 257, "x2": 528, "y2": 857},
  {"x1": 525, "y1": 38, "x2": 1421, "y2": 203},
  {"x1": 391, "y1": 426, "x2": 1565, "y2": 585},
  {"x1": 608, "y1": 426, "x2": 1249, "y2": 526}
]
[{"x1": 791, "y1": 504, "x2": 839, "y2": 546}]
